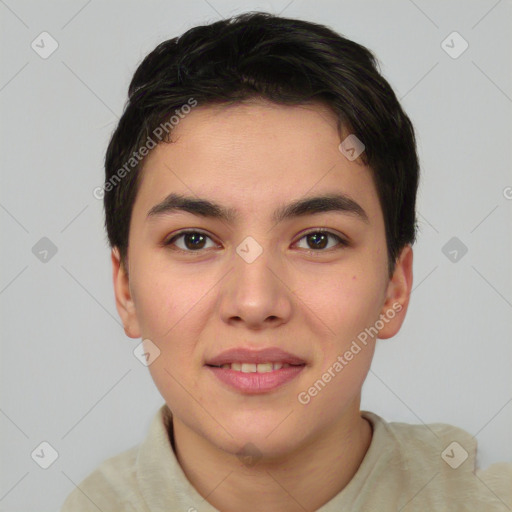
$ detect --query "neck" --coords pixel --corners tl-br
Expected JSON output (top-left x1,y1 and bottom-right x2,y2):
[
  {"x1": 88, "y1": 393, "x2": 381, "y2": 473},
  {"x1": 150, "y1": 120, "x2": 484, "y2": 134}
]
[{"x1": 171, "y1": 400, "x2": 373, "y2": 512}]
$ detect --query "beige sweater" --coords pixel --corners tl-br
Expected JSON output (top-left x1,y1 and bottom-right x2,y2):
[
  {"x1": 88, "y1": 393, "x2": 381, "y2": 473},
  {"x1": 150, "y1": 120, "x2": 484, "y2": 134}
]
[{"x1": 61, "y1": 404, "x2": 512, "y2": 511}]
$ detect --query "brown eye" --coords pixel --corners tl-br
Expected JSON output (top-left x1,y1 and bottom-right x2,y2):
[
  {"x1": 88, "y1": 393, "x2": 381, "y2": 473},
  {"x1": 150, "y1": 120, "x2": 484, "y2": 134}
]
[
  {"x1": 295, "y1": 230, "x2": 347, "y2": 251},
  {"x1": 165, "y1": 231, "x2": 216, "y2": 252}
]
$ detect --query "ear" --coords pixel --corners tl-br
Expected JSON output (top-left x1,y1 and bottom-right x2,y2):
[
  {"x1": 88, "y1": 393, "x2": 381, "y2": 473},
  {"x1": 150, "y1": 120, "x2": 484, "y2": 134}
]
[
  {"x1": 111, "y1": 247, "x2": 141, "y2": 339},
  {"x1": 377, "y1": 244, "x2": 413, "y2": 339}
]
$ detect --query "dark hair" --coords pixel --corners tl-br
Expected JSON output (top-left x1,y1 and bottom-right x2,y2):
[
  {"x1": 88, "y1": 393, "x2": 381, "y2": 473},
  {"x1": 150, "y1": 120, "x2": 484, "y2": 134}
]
[{"x1": 103, "y1": 11, "x2": 419, "y2": 278}]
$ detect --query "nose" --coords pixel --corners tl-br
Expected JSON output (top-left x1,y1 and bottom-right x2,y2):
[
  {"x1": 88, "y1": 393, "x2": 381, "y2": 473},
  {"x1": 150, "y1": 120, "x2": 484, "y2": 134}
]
[{"x1": 218, "y1": 242, "x2": 293, "y2": 330}]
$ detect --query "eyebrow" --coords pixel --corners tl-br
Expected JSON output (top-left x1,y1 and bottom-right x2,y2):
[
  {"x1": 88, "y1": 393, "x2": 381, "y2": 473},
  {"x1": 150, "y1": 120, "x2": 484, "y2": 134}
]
[{"x1": 146, "y1": 192, "x2": 369, "y2": 224}]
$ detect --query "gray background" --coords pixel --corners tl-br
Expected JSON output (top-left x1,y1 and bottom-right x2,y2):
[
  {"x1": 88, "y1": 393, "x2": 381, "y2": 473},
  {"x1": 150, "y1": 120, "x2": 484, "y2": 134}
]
[{"x1": 1, "y1": 0, "x2": 511, "y2": 510}]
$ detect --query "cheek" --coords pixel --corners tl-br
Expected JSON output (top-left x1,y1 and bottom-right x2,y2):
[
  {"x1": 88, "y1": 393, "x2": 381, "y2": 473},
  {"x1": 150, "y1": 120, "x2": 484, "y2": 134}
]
[
  {"x1": 294, "y1": 264, "x2": 385, "y2": 349},
  {"x1": 134, "y1": 262, "x2": 209, "y2": 402},
  {"x1": 298, "y1": 343, "x2": 375, "y2": 425},
  {"x1": 295, "y1": 271, "x2": 381, "y2": 415},
  {"x1": 130, "y1": 256, "x2": 210, "y2": 342}
]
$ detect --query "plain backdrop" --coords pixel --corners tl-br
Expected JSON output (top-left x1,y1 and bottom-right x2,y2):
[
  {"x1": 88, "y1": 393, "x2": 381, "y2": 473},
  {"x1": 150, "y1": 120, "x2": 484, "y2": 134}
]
[{"x1": 1, "y1": 1, "x2": 511, "y2": 511}]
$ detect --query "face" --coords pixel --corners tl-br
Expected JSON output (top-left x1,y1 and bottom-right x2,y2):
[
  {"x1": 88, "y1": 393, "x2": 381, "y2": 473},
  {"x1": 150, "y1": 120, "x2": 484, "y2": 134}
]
[{"x1": 112, "y1": 99, "x2": 412, "y2": 459}]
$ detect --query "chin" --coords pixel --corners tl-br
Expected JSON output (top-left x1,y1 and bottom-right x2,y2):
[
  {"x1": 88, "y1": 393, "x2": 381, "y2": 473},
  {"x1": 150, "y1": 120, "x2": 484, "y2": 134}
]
[
  {"x1": 217, "y1": 432, "x2": 303, "y2": 465},
  {"x1": 221, "y1": 416, "x2": 310, "y2": 456}
]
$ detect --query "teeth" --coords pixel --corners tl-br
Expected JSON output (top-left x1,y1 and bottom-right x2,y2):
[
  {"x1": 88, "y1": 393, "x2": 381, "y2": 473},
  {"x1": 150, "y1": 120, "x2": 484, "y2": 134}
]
[
  {"x1": 256, "y1": 363, "x2": 273, "y2": 373},
  {"x1": 241, "y1": 363, "x2": 257, "y2": 373},
  {"x1": 217, "y1": 362, "x2": 293, "y2": 372}
]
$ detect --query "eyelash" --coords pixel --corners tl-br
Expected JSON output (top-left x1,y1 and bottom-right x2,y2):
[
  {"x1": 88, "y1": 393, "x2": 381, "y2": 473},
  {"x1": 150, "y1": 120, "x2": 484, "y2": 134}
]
[{"x1": 163, "y1": 229, "x2": 348, "y2": 255}]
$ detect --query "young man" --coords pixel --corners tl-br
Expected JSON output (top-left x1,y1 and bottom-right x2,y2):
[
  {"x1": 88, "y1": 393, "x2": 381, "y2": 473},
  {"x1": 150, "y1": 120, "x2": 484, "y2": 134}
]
[{"x1": 61, "y1": 11, "x2": 512, "y2": 512}]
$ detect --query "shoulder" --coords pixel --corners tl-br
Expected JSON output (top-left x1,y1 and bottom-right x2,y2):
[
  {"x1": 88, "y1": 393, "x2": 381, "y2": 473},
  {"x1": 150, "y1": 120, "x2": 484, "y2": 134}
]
[
  {"x1": 60, "y1": 404, "x2": 173, "y2": 511},
  {"x1": 364, "y1": 411, "x2": 478, "y2": 466},
  {"x1": 60, "y1": 444, "x2": 144, "y2": 512},
  {"x1": 475, "y1": 461, "x2": 512, "y2": 506},
  {"x1": 361, "y1": 412, "x2": 512, "y2": 510},
  {"x1": 380, "y1": 413, "x2": 477, "y2": 460}
]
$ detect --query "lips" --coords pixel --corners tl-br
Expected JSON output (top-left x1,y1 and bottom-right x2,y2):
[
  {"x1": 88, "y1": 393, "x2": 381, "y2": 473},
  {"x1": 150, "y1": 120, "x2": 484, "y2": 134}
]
[
  {"x1": 205, "y1": 347, "x2": 306, "y2": 367},
  {"x1": 205, "y1": 347, "x2": 307, "y2": 393}
]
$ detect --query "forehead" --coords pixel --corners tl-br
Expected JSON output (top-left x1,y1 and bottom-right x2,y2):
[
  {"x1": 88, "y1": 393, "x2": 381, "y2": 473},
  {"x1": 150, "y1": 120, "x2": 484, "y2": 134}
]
[{"x1": 132, "y1": 100, "x2": 380, "y2": 224}]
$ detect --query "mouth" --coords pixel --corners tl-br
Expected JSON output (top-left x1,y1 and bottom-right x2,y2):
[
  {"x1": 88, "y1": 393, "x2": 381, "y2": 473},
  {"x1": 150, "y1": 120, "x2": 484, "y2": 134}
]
[
  {"x1": 205, "y1": 346, "x2": 306, "y2": 367},
  {"x1": 205, "y1": 347, "x2": 307, "y2": 393},
  {"x1": 206, "y1": 362, "x2": 304, "y2": 373}
]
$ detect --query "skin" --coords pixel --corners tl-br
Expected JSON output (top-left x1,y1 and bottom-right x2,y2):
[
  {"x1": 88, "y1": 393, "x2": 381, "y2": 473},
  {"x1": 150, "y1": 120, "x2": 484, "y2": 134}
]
[{"x1": 112, "y1": 98, "x2": 413, "y2": 511}]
